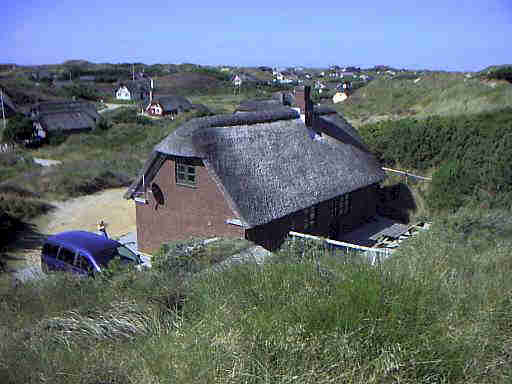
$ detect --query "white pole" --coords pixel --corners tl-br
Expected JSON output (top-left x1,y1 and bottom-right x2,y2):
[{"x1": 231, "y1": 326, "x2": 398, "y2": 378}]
[
  {"x1": 1, "y1": 89, "x2": 6, "y2": 130},
  {"x1": 132, "y1": 64, "x2": 135, "y2": 81}
]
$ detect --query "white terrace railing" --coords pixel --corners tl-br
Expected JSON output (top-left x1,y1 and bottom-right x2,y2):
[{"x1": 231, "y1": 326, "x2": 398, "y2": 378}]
[{"x1": 288, "y1": 231, "x2": 393, "y2": 265}]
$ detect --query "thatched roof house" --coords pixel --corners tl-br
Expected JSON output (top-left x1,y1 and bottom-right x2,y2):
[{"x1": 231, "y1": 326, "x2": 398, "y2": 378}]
[
  {"x1": 30, "y1": 100, "x2": 100, "y2": 120},
  {"x1": 31, "y1": 100, "x2": 100, "y2": 137},
  {"x1": 145, "y1": 95, "x2": 193, "y2": 117},
  {"x1": 126, "y1": 86, "x2": 385, "y2": 252},
  {"x1": 115, "y1": 80, "x2": 151, "y2": 101}
]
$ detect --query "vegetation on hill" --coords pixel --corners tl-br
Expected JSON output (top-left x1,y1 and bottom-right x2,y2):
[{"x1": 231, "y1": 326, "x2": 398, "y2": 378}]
[
  {"x1": 334, "y1": 72, "x2": 512, "y2": 126},
  {"x1": 1, "y1": 63, "x2": 512, "y2": 382},
  {"x1": 359, "y1": 107, "x2": 512, "y2": 212},
  {"x1": 484, "y1": 65, "x2": 512, "y2": 83},
  {"x1": 1, "y1": 208, "x2": 512, "y2": 383}
]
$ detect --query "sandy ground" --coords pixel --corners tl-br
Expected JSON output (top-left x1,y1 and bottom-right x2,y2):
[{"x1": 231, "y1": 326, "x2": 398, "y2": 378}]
[
  {"x1": 34, "y1": 188, "x2": 136, "y2": 237},
  {"x1": 1, "y1": 188, "x2": 136, "y2": 287}
]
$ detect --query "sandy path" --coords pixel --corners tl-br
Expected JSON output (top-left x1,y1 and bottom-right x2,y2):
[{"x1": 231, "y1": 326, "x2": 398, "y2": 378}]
[
  {"x1": 34, "y1": 188, "x2": 136, "y2": 238},
  {"x1": 2, "y1": 188, "x2": 136, "y2": 286}
]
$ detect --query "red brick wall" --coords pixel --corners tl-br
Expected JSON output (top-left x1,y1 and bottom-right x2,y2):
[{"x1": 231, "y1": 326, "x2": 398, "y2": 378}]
[{"x1": 135, "y1": 156, "x2": 244, "y2": 253}]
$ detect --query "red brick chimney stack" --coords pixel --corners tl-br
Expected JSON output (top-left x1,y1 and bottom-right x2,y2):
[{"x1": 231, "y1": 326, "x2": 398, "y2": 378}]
[{"x1": 295, "y1": 85, "x2": 313, "y2": 127}]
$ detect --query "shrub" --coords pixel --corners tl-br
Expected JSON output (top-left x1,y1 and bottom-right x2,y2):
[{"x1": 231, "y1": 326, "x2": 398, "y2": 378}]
[
  {"x1": 359, "y1": 108, "x2": 512, "y2": 211},
  {"x1": 62, "y1": 83, "x2": 100, "y2": 101},
  {"x1": 96, "y1": 116, "x2": 112, "y2": 131},
  {"x1": 2, "y1": 113, "x2": 34, "y2": 143},
  {"x1": 111, "y1": 108, "x2": 138, "y2": 124},
  {"x1": 486, "y1": 66, "x2": 512, "y2": 82}
]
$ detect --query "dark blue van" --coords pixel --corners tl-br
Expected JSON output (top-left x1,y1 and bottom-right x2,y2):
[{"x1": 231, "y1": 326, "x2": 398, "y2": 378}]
[{"x1": 41, "y1": 231, "x2": 143, "y2": 276}]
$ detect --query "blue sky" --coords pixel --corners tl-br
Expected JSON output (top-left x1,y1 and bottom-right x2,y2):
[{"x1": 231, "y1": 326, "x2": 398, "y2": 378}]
[{"x1": 3, "y1": 0, "x2": 510, "y2": 71}]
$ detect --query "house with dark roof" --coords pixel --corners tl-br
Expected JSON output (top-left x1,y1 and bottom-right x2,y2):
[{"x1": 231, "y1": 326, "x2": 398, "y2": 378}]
[
  {"x1": 145, "y1": 95, "x2": 193, "y2": 118},
  {"x1": 125, "y1": 86, "x2": 386, "y2": 253},
  {"x1": 30, "y1": 101, "x2": 100, "y2": 138},
  {"x1": 115, "y1": 80, "x2": 152, "y2": 101},
  {"x1": 234, "y1": 99, "x2": 290, "y2": 113}
]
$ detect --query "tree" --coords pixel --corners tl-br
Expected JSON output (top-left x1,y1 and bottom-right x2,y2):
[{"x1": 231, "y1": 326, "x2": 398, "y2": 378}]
[{"x1": 2, "y1": 114, "x2": 34, "y2": 143}]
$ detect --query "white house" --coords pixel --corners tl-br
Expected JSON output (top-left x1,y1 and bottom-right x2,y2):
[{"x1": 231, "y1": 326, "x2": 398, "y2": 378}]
[
  {"x1": 116, "y1": 85, "x2": 131, "y2": 100},
  {"x1": 115, "y1": 79, "x2": 153, "y2": 101}
]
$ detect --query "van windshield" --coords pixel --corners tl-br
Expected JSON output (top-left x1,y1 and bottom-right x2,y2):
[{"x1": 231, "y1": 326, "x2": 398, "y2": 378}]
[{"x1": 95, "y1": 246, "x2": 139, "y2": 266}]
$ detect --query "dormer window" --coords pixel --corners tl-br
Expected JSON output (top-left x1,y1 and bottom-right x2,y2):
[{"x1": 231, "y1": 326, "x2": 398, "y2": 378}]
[{"x1": 175, "y1": 158, "x2": 197, "y2": 187}]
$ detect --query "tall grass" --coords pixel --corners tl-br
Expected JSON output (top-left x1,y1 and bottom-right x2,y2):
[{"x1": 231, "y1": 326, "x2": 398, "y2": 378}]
[
  {"x1": 335, "y1": 73, "x2": 512, "y2": 125},
  {"x1": 1, "y1": 208, "x2": 511, "y2": 383}
]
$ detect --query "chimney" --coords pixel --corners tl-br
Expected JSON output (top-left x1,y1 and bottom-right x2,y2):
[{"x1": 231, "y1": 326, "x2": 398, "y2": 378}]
[{"x1": 295, "y1": 85, "x2": 313, "y2": 127}]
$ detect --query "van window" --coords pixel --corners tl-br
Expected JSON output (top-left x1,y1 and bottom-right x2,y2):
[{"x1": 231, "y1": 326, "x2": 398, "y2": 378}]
[
  {"x1": 42, "y1": 243, "x2": 60, "y2": 258},
  {"x1": 58, "y1": 247, "x2": 76, "y2": 265}
]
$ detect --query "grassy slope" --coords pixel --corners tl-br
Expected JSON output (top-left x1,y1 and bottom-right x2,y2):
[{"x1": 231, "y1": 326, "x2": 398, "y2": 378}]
[
  {"x1": 333, "y1": 72, "x2": 512, "y2": 126},
  {"x1": 1, "y1": 209, "x2": 511, "y2": 383}
]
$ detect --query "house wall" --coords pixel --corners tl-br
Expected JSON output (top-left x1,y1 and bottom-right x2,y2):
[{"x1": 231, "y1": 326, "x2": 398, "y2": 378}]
[
  {"x1": 146, "y1": 103, "x2": 163, "y2": 116},
  {"x1": 245, "y1": 184, "x2": 379, "y2": 251},
  {"x1": 135, "y1": 156, "x2": 244, "y2": 254},
  {"x1": 116, "y1": 87, "x2": 131, "y2": 100}
]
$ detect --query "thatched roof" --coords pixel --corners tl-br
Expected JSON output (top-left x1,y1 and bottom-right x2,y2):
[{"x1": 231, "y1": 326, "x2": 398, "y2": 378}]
[
  {"x1": 190, "y1": 103, "x2": 213, "y2": 116},
  {"x1": 153, "y1": 95, "x2": 192, "y2": 113},
  {"x1": 125, "y1": 110, "x2": 385, "y2": 228},
  {"x1": 31, "y1": 101, "x2": 100, "y2": 121},
  {"x1": 116, "y1": 80, "x2": 150, "y2": 99},
  {"x1": 37, "y1": 111, "x2": 96, "y2": 132},
  {"x1": 235, "y1": 99, "x2": 292, "y2": 113}
]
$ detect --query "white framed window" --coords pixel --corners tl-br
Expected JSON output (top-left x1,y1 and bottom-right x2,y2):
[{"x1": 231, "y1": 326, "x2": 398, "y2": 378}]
[{"x1": 175, "y1": 158, "x2": 197, "y2": 187}]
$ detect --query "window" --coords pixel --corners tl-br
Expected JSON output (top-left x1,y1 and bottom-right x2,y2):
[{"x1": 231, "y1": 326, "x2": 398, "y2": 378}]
[
  {"x1": 175, "y1": 158, "x2": 197, "y2": 186},
  {"x1": 304, "y1": 205, "x2": 317, "y2": 230},
  {"x1": 57, "y1": 247, "x2": 76, "y2": 265},
  {"x1": 331, "y1": 193, "x2": 351, "y2": 217}
]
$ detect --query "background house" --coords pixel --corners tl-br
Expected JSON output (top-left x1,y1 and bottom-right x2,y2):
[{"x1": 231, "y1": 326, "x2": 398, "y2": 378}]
[
  {"x1": 115, "y1": 79, "x2": 152, "y2": 101},
  {"x1": 125, "y1": 86, "x2": 386, "y2": 253},
  {"x1": 31, "y1": 101, "x2": 100, "y2": 138},
  {"x1": 145, "y1": 95, "x2": 193, "y2": 118}
]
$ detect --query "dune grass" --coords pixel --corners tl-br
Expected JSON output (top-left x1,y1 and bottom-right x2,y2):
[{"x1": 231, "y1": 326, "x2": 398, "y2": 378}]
[
  {"x1": 334, "y1": 72, "x2": 512, "y2": 126},
  {"x1": 1, "y1": 207, "x2": 511, "y2": 383}
]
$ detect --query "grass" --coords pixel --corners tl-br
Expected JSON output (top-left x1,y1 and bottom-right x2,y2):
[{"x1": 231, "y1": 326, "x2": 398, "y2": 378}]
[
  {"x1": 334, "y1": 72, "x2": 512, "y2": 126},
  {"x1": 1, "y1": 207, "x2": 511, "y2": 383}
]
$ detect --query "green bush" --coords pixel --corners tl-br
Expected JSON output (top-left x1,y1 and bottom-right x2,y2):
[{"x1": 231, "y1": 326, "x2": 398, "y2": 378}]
[
  {"x1": 486, "y1": 66, "x2": 512, "y2": 82},
  {"x1": 110, "y1": 108, "x2": 139, "y2": 124},
  {"x1": 359, "y1": 108, "x2": 512, "y2": 211},
  {"x1": 62, "y1": 83, "x2": 100, "y2": 101},
  {"x1": 2, "y1": 114, "x2": 34, "y2": 143},
  {"x1": 96, "y1": 116, "x2": 112, "y2": 131}
]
